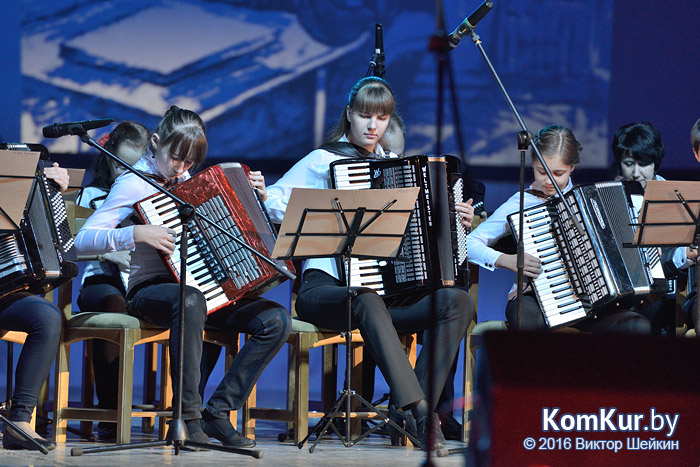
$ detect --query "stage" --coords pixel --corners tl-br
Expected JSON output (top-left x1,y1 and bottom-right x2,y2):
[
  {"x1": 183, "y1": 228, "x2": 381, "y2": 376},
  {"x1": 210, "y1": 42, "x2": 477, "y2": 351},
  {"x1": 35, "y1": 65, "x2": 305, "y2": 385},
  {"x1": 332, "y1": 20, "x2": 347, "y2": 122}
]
[{"x1": 0, "y1": 422, "x2": 466, "y2": 466}]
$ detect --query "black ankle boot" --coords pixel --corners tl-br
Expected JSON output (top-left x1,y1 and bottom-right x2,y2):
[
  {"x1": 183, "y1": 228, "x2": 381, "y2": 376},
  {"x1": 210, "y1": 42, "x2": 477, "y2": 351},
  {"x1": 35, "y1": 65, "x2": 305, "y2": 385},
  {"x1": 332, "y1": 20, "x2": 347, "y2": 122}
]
[
  {"x1": 440, "y1": 413, "x2": 463, "y2": 441},
  {"x1": 387, "y1": 405, "x2": 405, "y2": 446},
  {"x1": 416, "y1": 413, "x2": 446, "y2": 452},
  {"x1": 387, "y1": 405, "x2": 419, "y2": 446}
]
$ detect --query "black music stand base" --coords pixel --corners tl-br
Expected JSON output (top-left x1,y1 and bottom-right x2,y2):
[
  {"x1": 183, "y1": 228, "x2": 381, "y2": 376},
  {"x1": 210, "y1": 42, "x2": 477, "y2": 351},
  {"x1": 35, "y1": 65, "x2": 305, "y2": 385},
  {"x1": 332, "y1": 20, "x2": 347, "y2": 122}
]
[
  {"x1": 70, "y1": 437, "x2": 262, "y2": 458},
  {"x1": 296, "y1": 252, "x2": 438, "y2": 456},
  {"x1": 300, "y1": 388, "x2": 407, "y2": 451}
]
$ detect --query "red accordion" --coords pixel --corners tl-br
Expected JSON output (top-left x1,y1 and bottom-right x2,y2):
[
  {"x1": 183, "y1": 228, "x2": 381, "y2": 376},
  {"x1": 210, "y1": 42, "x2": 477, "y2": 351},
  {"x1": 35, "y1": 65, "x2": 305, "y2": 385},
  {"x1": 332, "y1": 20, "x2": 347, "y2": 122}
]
[{"x1": 133, "y1": 163, "x2": 294, "y2": 314}]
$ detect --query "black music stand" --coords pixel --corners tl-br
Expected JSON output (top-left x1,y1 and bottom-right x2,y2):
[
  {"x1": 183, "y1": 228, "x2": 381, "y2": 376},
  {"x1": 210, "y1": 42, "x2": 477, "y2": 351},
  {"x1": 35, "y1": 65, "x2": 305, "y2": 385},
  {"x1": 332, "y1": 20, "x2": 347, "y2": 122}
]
[
  {"x1": 64, "y1": 129, "x2": 293, "y2": 459},
  {"x1": 632, "y1": 180, "x2": 700, "y2": 329},
  {"x1": 272, "y1": 187, "x2": 421, "y2": 452}
]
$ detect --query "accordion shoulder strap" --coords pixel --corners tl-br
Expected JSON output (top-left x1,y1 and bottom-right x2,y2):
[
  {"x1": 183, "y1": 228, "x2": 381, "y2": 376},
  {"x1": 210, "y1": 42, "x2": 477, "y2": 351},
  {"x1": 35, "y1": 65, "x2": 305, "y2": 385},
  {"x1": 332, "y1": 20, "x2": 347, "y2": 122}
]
[{"x1": 320, "y1": 142, "x2": 377, "y2": 159}]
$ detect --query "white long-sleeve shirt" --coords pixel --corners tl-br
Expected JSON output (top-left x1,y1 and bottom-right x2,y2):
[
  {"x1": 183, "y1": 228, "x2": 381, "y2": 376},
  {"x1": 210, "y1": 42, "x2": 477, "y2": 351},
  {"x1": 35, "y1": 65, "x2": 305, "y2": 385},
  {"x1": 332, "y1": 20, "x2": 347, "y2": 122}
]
[
  {"x1": 466, "y1": 179, "x2": 573, "y2": 271},
  {"x1": 265, "y1": 137, "x2": 390, "y2": 279},
  {"x1": 76, "y1": 186, "x2": 129, "y2": 288},
  {"x1": 73, "y1": 152, "x2": 189, "y2": 294}
]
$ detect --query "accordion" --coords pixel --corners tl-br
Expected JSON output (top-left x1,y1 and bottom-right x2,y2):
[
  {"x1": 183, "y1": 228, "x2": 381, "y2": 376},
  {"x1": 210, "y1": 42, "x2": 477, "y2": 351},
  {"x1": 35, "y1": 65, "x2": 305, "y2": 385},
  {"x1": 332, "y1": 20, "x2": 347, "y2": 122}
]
[
  {"x1": 330, "y1": 155, "x2": 469, "y2": 300},
  {"x1": 507, "y1": 181, "x2": 657, "y2": 328},
  {"x1": 0, "y1": 144, "x2": 78, "y2": 297},
  {"x1": 134, "y1": 163, "x2": 295, "y2": 314}
]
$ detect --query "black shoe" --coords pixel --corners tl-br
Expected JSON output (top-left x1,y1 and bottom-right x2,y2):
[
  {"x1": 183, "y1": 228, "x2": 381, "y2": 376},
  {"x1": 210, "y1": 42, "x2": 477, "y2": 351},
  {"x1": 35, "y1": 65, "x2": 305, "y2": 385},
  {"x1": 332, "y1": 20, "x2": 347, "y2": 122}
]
[
  {"x1": 387, "y1": 405, "x2": 405, "y2": 446},
  {"x1": 2, "y1": 424, "x2": 56, "y2": 451},
  {"x1": 96, "y1": 423, "x2": 117, "y2": 442},
  {"x1": 183, "y1": 419, "x2": 211, "y2": 449},
  {"x1": 387, "y1": 405, "x2": 418, "y2": 446},
  {"x1": 39, "y1": 437, "x2": 57, "y2": 451},
  {"x1": 416, "y1": 413, "x2": 446, "y2": 452},
  {"x1": 439, "y1": 414, "x2": 463, "y2": 441},
  {"x1": 201, "y1": 411, "x2": 256, "y2": 448}
]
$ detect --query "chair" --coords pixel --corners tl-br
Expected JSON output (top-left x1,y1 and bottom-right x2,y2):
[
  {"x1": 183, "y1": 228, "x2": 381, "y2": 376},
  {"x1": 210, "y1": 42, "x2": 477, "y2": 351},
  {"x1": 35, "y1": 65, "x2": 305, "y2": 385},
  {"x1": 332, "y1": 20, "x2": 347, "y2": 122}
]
[
  {"x1": 242, "y1": 317, "x2": 370, "y2": 444},
  {"x1": 463, "y1": 317, "x2": 510, "y2": 445},
  {"x1": 1, "y1": 331, "x2": 40, "y2": 430},
  {"x1": 463, "y1": 318, "x2": 584, "y2": 443},
  {"x1": 52, "y1": 202, "x2": 242, "y2": 444},
  {"x1": 52, "y1": 281, "x2": 173, "y2": 444},
  {"x1": 241, "y1": 300, "x2": 417, "y2": 444}
]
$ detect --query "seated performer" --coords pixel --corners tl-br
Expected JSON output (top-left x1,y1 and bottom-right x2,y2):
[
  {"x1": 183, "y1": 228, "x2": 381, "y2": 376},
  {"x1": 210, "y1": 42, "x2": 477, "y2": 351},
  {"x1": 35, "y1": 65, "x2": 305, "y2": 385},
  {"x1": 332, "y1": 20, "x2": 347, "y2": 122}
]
[
  {"x1": 466, "y1": 125, "x2": 651, "y2": 333},
  {"x1": 379, "y1": 112, "x2": 406, "y2": 156},
  {"x1": 612, "y1": 121, "x2": 674, "y2": 335},
  {"x1": 75, "y1": 121, "x2": 149, "y2": 440},
  {"x1": 1, "y1": 163, "x2": 69, "y2": 451},
  {"x1": 661, "y1": 117, "x2": 700, "y2": 336},
  {"x1": 74, "y1": 106, "x2": 291, "y2": 447},
  {"x1": 264, "y1": 76, "x2": 476, "y2": 451},
  {"x1": 613, "y1": 121, "x2": 666, "y2": 189}
]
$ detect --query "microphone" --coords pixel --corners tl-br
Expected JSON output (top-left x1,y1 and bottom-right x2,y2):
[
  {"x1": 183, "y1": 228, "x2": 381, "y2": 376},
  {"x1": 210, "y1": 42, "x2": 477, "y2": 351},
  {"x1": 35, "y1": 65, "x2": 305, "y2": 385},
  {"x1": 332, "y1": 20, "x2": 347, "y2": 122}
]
[
  {"x1": 375, "y1": 22, "x2": 384, "y2": 56},
  {"x1": 42, "y1": 118, "x2": 114, "y2": 138},
  {"x1": 448, "y1": 0, "x2": 494, "y2": 49},
  {"x1": 373, "y1": 22, "x2": 385, "y2": 78}
]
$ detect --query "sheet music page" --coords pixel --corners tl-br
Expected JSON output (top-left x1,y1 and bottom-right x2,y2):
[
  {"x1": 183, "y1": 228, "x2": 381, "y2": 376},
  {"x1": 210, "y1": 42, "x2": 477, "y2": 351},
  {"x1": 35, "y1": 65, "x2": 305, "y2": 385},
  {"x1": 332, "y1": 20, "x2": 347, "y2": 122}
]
[
  {"x1": 0, "y1": 150, "x2": 41, "y2": 231},
  {"x1": 634, "y1": 180, "x2": 700, "y2": 246}
]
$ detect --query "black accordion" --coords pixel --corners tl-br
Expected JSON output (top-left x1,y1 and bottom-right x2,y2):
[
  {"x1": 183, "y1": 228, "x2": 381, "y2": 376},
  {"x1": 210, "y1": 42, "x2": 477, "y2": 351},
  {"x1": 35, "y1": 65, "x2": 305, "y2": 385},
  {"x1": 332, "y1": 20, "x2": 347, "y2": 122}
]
[
  {"x1": 0, "y1": 144, "x2": 78, "y2": 297},
  {"x1": 330, "y1": 155, "x2": 469, "y2": 301},
  {"x1": 507, "y1": 181, "x2": 656, "y2": 328}
]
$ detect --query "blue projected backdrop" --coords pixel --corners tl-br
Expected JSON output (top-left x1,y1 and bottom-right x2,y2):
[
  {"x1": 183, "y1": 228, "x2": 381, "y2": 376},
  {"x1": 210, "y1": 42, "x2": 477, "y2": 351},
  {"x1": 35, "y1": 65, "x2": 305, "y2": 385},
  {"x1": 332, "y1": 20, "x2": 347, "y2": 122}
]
[{"x1": 21, "y1": 0, "x2": 612, "y2": 168}]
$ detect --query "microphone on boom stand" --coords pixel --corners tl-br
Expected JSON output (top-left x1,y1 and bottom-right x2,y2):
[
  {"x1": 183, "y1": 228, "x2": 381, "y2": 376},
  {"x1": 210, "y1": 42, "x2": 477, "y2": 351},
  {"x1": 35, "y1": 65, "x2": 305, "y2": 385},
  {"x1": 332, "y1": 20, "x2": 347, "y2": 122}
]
[{"x1": 366, "y1": 22, "x2": 385, "y2": 78}]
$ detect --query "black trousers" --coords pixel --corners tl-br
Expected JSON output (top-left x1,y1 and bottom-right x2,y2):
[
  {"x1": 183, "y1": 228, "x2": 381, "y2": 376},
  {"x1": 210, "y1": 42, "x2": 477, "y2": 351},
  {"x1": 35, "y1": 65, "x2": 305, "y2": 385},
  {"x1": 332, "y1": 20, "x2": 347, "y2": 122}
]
[
  {"x1": 0, "y1": 296, "x2": 62, "y2": 422},
  {"x1": 129, "y1": 282, "x2": 291, "y2": 420},
  {"x1": 296, "y1": 269, "x2": 474, "y2": 410},
  {"x1": 505, "y1": 292, "x2": 652, "y2": 334}
]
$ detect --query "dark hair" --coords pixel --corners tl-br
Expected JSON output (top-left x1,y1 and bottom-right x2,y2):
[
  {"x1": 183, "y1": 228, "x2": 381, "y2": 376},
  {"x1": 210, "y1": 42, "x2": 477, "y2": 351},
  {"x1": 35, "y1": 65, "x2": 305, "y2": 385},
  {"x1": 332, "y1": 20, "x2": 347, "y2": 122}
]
[
  {"x1": 91, "y1": 121, "x2": 150, "y2": 189},
  {"x1": 611, "y1": 122, "x2": 665, "y2": 173},
  {"x1": 691, "y1": 118, "x2": 700, "y2": 155},
  {"x1": 387, "y1": 112, "x2": 406, "y2": 137},
  {"x1": 379, "y1": 112, "x2": 406, "y2": 155},
  {"x1": 155, "y1": 106, "x2": 207, "y2": 166},
  {"x1": 531, "y1": 125, "x2": 582, "y2": 166},
  {"x1": 326, "y1": 77, "x2": 395, "y2": 144}
]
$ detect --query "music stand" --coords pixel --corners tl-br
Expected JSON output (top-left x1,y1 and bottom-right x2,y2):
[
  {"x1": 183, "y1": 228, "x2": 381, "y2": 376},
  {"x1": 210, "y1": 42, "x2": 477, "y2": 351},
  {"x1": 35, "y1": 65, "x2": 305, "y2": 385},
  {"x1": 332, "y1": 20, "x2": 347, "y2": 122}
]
[
  {"x1": 0, "y1": 149, "x2": 39, "y2": 232},
  {"x1": 272, "y1": 187, "x2": 422, "y2": 451},
  {"x1": 632, "y1": 180, "x2": 700, "y2": 330}
]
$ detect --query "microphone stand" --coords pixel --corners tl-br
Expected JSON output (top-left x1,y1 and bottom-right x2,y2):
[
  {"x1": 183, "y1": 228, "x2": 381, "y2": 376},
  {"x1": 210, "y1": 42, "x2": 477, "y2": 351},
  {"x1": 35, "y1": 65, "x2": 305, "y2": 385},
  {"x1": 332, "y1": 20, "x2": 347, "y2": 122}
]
[
  {"x1": 365, "y1": 23, "x2": 385, "y2": 78},
  {"x1": 68, "y1": 129, "x2": 294, "y2": 458},
  {"x1": 429, "y1": 0, "x2": 467, "y2": 163},
  {"x1": 516, "y1": 131, "x2": 531, "y2": 330},
  {"x1": 459, "y1": 25, "x2": 585, "y2": 328}
]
